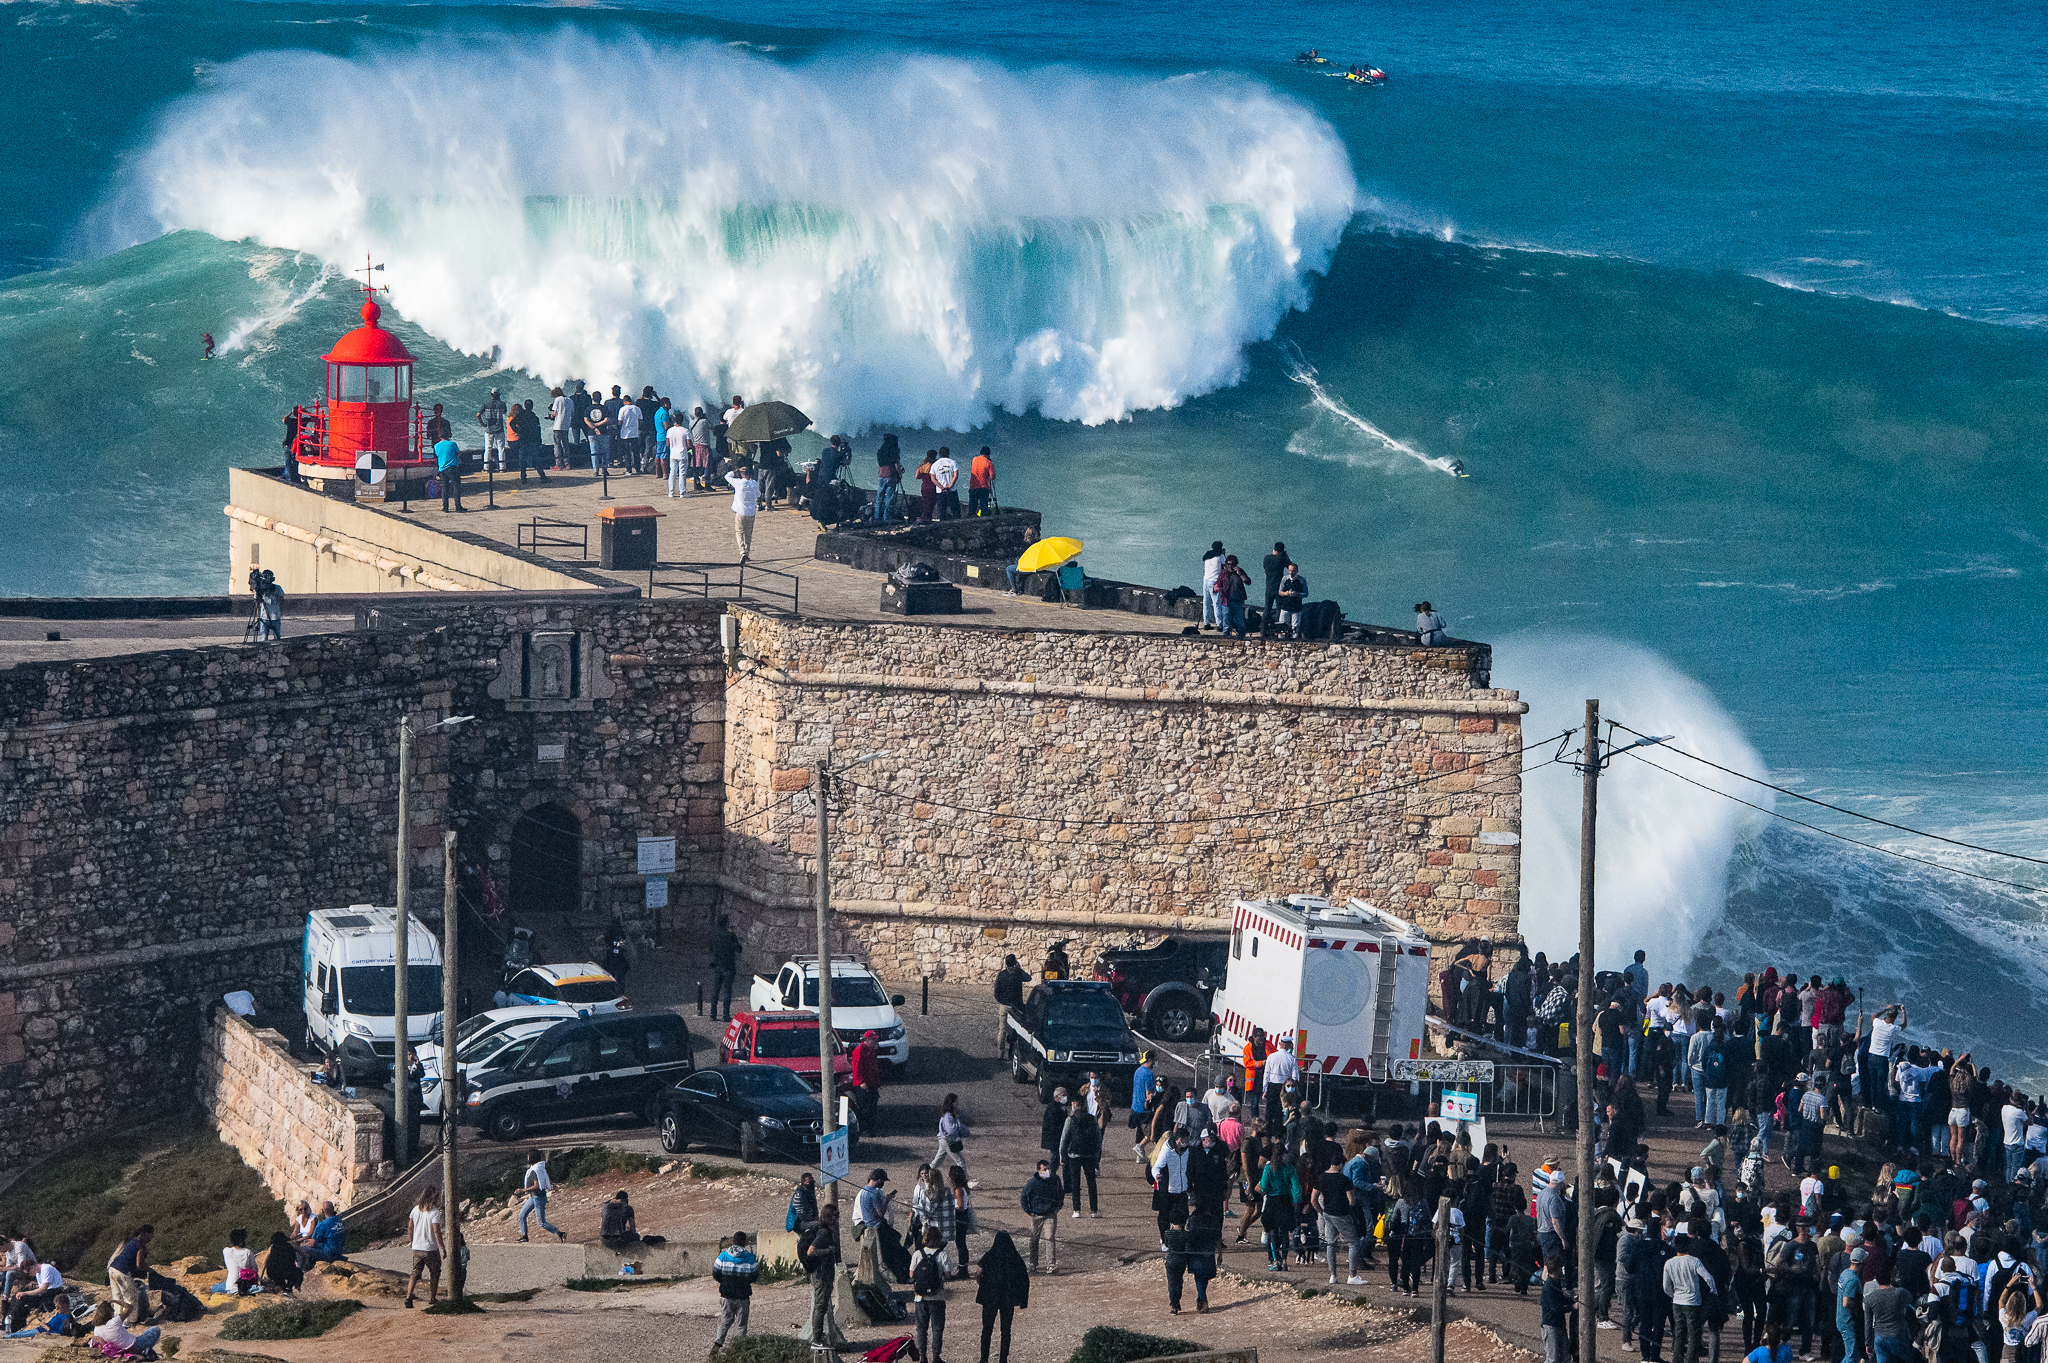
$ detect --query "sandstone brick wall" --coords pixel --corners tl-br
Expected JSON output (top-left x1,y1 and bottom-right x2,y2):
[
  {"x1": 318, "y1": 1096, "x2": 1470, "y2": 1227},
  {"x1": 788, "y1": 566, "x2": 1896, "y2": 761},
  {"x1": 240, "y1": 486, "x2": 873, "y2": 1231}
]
[
  {"x1": 198, "y1": 1010, "x2": 389, "y2": 1211},
  {"x1": 719, "y1": 615, "x2": 1526, "y2": 984}
]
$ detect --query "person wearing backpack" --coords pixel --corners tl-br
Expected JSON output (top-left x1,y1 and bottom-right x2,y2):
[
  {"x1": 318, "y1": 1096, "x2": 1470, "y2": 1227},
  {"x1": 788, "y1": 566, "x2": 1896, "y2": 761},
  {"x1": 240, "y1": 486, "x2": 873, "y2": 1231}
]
[
  {"x1": 1701, "y1": 1019, "x2": 1733, "y2": 1128},
  {"x1": 909, "y1": 1226, "x2": 953, "y2": 1361},
  {"x1": 801, "y1": 1202, "x2": 843, "y2": 1347}
]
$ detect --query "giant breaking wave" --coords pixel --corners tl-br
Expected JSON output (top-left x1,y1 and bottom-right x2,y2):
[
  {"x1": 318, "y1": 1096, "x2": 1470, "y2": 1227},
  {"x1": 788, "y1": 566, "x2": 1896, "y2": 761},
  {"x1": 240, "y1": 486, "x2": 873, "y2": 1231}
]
[{"x1": 99, "y1": 35, "x2": 1358, "y2": 429}]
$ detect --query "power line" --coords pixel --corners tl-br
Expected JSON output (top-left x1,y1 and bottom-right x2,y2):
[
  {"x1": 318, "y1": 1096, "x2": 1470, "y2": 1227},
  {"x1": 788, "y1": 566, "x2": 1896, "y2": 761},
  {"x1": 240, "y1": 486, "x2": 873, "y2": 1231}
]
[
  {"x1": 1617, "y1": 748, "x2": 2046, "y2": 897},
  {"x1": 831, "y1": 728, "x2": 1575, "y2": 831},
  {"x1": 1610, "y1": 721, "x2": 2048, "y2": 869}
]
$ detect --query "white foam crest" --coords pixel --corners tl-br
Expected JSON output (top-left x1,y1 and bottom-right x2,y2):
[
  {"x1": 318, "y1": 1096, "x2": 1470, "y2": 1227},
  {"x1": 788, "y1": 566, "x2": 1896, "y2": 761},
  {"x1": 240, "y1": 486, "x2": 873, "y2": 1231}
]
[
  {"x1": 99, "y1": 34, "x2": 1358, "y2": 429},
  {"x1": 1498, "y1": 634, "x2": 1769, "y2": 974},
  {"x1": 1280, "y1": 345, "x2": 1461, "y2": 475}
]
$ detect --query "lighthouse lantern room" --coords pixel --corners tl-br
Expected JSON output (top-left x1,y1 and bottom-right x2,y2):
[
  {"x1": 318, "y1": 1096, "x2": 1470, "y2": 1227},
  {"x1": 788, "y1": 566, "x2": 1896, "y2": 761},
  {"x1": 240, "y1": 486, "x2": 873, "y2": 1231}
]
[{"x1": 292, "y1": 260, "x2": 432, "y2": 496}]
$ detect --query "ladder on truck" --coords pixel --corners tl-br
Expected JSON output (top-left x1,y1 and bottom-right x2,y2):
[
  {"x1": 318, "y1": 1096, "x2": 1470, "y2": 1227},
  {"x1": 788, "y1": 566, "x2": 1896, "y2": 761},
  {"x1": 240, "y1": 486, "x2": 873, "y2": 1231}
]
[{"x1": 1367, "y1": 937, "x2": 1401, "y2": 1081}]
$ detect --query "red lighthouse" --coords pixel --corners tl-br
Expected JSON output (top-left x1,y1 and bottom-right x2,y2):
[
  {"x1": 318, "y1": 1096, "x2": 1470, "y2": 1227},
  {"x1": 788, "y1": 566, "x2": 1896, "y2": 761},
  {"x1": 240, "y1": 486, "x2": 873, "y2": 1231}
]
[{"x1": 292, "y1": 262, "x2": 431, "y2": 496}]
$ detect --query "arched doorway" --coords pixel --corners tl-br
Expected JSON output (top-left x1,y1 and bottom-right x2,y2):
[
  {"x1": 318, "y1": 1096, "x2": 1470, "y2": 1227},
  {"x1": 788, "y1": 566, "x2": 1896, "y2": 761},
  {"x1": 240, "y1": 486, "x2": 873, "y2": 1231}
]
[{"x1": 510, "y1": 803, "x2": 582, "y2": 939}]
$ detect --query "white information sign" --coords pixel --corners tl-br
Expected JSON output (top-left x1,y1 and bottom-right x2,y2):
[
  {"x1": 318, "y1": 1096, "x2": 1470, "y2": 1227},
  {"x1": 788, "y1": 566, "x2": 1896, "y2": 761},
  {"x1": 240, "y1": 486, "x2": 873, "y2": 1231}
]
[
  {"x1": 637, "y1": 836, "x2": 676, "y2": 875},
  {"x1": 645, "y1": 876, "x2": 669, "y2": 909},
  {"x1": 819, "y1": 1127, "x2": 849, "y2": 1181},
  {"x1": 1440, "y1": 1089, "x2": 1479, "y2": 1122}
]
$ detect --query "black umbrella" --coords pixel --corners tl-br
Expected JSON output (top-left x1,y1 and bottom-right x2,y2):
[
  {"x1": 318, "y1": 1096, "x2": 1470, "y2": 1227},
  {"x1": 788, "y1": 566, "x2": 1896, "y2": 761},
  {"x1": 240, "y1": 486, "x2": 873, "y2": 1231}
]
[{"x1": 725, "y1": 401, "x2": 811, "y2": 444}]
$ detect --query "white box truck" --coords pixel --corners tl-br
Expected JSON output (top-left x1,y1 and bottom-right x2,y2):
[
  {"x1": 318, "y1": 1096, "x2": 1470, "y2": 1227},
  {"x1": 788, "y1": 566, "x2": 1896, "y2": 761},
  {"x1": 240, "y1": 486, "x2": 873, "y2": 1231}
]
[
  {"x1": 1209, "y1": 895, "x2": 1431, "y2": 1089},
  {"x1": 302, "y1": 905, "x2": 443, "y2": 1081}
]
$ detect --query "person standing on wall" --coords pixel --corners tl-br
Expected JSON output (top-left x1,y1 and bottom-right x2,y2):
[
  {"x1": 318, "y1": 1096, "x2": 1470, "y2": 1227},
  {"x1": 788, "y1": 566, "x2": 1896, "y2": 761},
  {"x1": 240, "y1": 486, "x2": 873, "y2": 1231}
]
[
  {"x1": 1219, "y1": 554, "x2": 1252, "y2": 639},
  {"x1": 476, "y1": 388, "x2": 507, "y2": 473},
  {"x1": 708, "y1": 916, "x2": 740, "y2": 1020},
  {"x1": 1275, "y1": 561, "x2": 1308, "y2": 639},
  {"x1": 436, "y1": 429, "x2": 464, "y2": 512},
  {"x1": 969, "y1": 446, "x2": 996, "y2": 517},
  {"x1": 932, "y1": 447, "x2": 962, "y2": 520},
  {"x1": 1200, "y1": 541, "x2": 1225, "y2": 630},
  {"x1": 915, "y1": 450, "x2": 939, "y2": 524},
  {"x1": 1261, "y1": 541, "x2": 1289, "y2": 637},
  {"x1": 873, "y1": 434, "x2": 905, "y2": 523}
]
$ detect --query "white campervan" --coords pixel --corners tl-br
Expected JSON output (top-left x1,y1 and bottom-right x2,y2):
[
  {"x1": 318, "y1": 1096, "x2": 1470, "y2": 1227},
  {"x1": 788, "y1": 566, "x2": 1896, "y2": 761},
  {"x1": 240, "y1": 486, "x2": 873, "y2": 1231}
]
[
  {"x1": 1209, "y1": 895, "x2": 1431, "y2": 1087},
  {"x1": 302, "y1": 905, "x2": 444, "y2": 1081}
]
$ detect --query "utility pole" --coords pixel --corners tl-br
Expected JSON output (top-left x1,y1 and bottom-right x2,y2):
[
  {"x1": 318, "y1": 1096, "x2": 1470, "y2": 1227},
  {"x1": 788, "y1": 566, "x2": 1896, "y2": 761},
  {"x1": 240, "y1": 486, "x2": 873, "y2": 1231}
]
[
  {"x1": 1431, "y1": 1193, "x2": 1452, "y2": 1363},
  {"x1": 441, "y1": 830, "x2": 464, "y2": 1303},
  {"x1": 393, "y1": 714, "x2": 414, "y2": 1167},
  {"x1": 1576, "y1": 698, "x2": 1600, "y2": 1363},
  {"x1": 813, "y1": 759, "x2": 838, "y2": 1209}
]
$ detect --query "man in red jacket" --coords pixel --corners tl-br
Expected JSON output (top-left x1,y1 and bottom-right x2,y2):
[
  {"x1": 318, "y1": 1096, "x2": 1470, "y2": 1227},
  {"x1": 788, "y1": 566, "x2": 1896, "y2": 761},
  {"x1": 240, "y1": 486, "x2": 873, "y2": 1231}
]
[{"x1": 852, "y1": 1030, "x2": 884, "y2": 1130}]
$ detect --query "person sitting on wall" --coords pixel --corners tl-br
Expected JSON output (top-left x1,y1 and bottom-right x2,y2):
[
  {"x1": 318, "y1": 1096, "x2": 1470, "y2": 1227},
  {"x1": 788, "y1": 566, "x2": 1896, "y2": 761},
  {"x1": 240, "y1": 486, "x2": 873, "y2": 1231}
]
[
  {"x1": 296, "y1": 1202, "x2": 347, "y2": 1272},
  {"x1": 601, "y1": 1192, "x2": 640, "y2": 1250}
]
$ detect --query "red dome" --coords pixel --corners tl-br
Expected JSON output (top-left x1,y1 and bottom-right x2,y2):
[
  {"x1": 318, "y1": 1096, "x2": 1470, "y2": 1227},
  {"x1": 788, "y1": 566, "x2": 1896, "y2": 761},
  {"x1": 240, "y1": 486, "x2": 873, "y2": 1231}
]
[{"x1": 323, "y1": 299, "x2": 417, "y2": 365}]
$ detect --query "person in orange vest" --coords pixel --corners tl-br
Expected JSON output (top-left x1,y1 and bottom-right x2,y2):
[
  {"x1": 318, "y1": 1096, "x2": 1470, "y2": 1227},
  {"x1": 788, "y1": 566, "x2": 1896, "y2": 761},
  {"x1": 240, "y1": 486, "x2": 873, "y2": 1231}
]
[{"x1": 1244, "y1": 1027, "x2": 1268, "y2": 1108}]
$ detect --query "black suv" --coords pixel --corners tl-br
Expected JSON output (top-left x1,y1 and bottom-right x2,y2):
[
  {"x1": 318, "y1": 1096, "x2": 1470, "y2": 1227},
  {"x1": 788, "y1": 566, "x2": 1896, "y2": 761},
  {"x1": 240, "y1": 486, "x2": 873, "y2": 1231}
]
[
  {"x1": 1004, "y1": 980, "x2": 1142, "y2": 1105},
  {"x1": 461, "y1": 1012, "x2": 694, "y2": 1141},
  {"x1": 1093, "y1": 934, "x2": 1230, "y2": 1041}
]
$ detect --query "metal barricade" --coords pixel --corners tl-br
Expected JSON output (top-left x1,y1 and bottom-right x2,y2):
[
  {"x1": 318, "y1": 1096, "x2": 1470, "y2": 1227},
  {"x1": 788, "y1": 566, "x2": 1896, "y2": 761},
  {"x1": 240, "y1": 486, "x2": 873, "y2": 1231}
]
[{"x1": 1424, "y1": 1063, "x2": 1560, "y2": 1127}]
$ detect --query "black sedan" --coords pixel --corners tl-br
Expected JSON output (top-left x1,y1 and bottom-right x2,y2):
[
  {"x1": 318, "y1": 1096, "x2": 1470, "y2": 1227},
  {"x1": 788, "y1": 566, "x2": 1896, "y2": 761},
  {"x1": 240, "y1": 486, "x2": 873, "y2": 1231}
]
[{"x1": 656, "y1": 1063, "x2": 861, "y2": 1164}]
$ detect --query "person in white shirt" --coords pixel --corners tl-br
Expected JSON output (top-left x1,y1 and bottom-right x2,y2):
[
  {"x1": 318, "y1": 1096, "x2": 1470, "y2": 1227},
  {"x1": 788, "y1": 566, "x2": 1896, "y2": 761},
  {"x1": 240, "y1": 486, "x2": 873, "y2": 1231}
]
[
  {"x1": 729, "y1": 466, "x2": 761, "y2": 561},
  {"x1": 615, "y1": 398, "x2": 643, "y2": 475},
  {"x1": 1199, "y1": 542, "x2": 1224, "y2": 629},
  {"x1": 91, "y1": 1302, "x2": 159, "y2": 1357},
  {"x1": 1262, "y1": 1037, "x2": 1301, "y2": 1127},
  {"x1": 220, "y1": 1228, "x2": 258, "y2": 1296},
  {"x1": 931, "y1": 450, "x2": 961, "y2": 520},
  {"x1": 404, "y1": 1184, "x2": 445, "y2": 1309},
  {"x1": 549, "y1": 386, "x2": 575, "y2": 471},
  {"x1": 2004, "y1": 1101, "x2": 2031, "y2": 1182},
  {"x1": 666, "y1": 420, "x2": 691, "y2": 499},
  {"x1": 518, "y1": 1149, "x2": 566, "y2": 1243}
]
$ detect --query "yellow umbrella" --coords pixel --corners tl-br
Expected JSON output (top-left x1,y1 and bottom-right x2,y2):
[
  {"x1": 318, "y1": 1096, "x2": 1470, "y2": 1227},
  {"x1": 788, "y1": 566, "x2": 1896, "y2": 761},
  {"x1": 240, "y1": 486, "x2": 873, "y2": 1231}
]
[{"x1": 1017, "y1": 537, "x2": 1083, "y2": 573}]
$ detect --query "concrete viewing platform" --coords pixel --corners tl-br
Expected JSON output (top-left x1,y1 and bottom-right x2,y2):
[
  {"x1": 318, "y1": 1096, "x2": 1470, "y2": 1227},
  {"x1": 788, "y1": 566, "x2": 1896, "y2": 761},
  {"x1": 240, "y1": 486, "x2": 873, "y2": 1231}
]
[{"x1": 224, "y1": 461, "x2": 1211, "y2": 636}]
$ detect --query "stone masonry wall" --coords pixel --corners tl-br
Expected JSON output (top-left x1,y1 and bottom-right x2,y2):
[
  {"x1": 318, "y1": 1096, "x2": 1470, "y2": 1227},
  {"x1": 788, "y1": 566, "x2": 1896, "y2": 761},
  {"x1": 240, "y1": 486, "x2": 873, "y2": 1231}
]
[
  {"x1": 719, "y1": 614, "x2": 1526, "y2": 984},
  {"x1": 0, "y1": 597, "x2": 725, "y2": 1183},
  {"x1": 199, "y1": 1010, "x2": 390, "y2": 1211}
]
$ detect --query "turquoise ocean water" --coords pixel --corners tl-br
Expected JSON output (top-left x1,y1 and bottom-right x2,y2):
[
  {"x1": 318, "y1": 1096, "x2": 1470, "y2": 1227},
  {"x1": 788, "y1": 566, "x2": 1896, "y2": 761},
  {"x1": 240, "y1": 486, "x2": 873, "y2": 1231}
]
[{"x1": 4, "y1": 0, "x2": 2045, "y2": 1072}]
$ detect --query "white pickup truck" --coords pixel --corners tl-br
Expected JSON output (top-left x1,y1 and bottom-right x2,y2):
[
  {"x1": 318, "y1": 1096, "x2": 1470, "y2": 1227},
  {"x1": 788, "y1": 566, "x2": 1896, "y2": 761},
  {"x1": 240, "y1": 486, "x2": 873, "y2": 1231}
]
[{"x1": 749, "y1": 955, "x2": 910, "y2": 1071}]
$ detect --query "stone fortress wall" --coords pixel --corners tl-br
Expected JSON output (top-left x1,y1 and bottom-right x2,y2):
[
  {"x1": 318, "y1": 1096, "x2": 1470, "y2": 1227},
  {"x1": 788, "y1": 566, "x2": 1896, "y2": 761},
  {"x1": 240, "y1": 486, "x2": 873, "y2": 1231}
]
[
  {"x1": 0, "y1": 594, "x2": 1521, "y2": 1183},
  {"x1": 719, "y1": 613, "x2": 1526, "y2": 982}
]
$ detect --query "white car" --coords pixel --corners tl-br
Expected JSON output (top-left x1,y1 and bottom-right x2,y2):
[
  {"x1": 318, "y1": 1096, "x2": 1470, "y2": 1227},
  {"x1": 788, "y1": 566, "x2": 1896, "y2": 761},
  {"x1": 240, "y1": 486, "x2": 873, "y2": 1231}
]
[
  {"x1": 748, "y1": 956, "x2": 909, "y2": 1070},
  {"x1": 416, "y1": 1004, "x2": 579, "y2": 1118},
  {"x1": 494, "y1": 962, "x2": 629, "y2": 1014}
]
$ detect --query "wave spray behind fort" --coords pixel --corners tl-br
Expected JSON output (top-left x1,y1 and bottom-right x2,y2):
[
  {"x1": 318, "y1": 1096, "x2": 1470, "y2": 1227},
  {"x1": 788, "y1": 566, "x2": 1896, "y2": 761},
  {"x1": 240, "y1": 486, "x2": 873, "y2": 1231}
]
[{"x1": 96, "y1": 34, "x2": 1359, "y2": 433}]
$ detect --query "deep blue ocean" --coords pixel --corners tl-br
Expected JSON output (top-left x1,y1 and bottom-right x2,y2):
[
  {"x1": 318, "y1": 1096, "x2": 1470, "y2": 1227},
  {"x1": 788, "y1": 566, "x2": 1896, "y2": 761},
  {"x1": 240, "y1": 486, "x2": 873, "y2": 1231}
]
[{"x1": 4, "y1": 1, "x2": 2045, "y2": 1074}]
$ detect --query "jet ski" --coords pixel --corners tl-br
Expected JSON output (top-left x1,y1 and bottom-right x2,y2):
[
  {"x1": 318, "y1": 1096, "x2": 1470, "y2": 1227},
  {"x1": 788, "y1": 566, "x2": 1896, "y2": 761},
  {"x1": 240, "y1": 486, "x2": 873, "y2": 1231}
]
[
  {"x1": 1344, "y1": 65, "x2": 1387, "y2": 84},
  {"x1": 1294, "y1": 49, "x2": 1331, "y2": 65}
]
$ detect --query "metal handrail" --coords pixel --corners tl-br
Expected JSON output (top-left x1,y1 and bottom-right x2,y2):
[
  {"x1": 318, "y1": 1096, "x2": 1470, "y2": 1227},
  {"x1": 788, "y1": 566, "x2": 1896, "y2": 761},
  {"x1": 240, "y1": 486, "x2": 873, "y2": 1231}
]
[
  {"x1": 648, "y1": 560, "x2": 800, "y2": 614},
  {"x1": 518, "y1": 518, "x2": 590, "y2": 559}
]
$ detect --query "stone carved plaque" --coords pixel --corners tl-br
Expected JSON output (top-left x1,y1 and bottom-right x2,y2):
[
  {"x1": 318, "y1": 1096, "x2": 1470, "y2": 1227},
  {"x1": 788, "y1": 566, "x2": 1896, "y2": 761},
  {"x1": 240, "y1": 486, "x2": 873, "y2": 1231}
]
[{"x1": 487, "y1": 630, "x2": 617, "y2": 713}]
